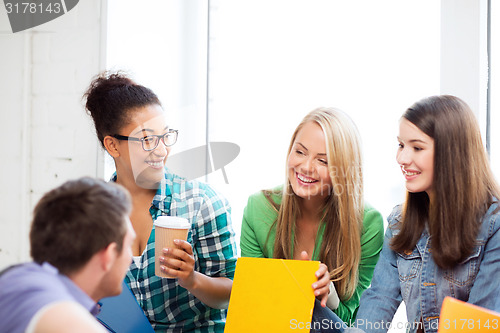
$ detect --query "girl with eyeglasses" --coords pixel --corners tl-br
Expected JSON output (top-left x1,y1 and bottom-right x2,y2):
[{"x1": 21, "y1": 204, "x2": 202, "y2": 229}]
[{"x1": 84, "y1": 71, "x2": 237, "y2": 332}]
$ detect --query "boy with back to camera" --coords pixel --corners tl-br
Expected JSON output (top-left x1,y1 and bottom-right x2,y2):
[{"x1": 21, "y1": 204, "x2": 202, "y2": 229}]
[{"x1": 0, "y1": 177, "x2": 136, "y2": 333}]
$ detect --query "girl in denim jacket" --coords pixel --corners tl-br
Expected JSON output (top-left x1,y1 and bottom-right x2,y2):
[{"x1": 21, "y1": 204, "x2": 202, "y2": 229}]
[{"x1": 352, "y1": 95, "x2": 500, "y2": 333}]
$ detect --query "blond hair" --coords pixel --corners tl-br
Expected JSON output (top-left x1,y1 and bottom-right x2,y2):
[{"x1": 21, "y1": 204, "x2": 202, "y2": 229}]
[{"x1": 269, "y1": 107, "x2": 363, "y2": 300}]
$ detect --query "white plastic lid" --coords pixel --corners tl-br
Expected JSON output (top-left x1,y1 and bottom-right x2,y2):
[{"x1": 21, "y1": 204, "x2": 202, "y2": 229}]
[{"x1": 154, "y1": 216, "x2": 190, "y2": 229}]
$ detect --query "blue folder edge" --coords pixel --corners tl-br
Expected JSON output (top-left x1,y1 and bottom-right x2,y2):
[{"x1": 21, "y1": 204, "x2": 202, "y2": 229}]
[{"x1": 96, "y1": 281, "x2": 154, "y2": 333}]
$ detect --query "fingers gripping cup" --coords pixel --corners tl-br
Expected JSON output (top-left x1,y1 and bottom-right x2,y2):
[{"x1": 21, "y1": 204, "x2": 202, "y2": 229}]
[{"x1": 154, "y1": 216, "x2": 190, "y2": 278}]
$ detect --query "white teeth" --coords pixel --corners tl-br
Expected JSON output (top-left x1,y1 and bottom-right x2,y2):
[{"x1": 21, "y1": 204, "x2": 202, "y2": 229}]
[
  {"x1": 147, "y1": 161, "x2": 163, "y2": 168},
  {"x1": 297, "y1": 174, "x2": 316, "y2": 183},
  {"x1": 403, "y1": 168, "x2": 420, "y2": 176}
]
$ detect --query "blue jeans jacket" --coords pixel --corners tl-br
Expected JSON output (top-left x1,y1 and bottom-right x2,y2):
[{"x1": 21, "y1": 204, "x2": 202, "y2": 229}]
[{"x1": 353, "y1": 200, "x2": 500, "y2": 333}]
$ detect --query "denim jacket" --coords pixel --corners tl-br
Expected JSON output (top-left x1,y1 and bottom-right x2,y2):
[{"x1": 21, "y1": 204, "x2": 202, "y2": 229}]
[{"x1": 353, "y1": 200, "x2": 500, "y2": 333}]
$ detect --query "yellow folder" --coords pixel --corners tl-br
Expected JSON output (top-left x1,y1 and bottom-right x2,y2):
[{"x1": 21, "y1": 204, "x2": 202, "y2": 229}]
[
  {"x1": 438, "y1": 296, "x2": 500, "y2": 332},
  {"x1": 224, "y1": 257, "x2": 320, "y2": 333}
]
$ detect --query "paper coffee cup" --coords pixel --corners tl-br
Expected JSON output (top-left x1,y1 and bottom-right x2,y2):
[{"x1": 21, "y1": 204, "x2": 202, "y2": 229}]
[{"x1": 154, "y1": 216, "x2": 190, "y2": 278}]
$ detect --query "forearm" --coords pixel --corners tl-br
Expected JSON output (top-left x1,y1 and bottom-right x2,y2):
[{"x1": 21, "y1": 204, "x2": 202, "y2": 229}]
[
  {"x1": 187, "y1": 272, "x2": 233, "y2": 309},
  {"x1": 354, "y1": 225, "x2": 403, "y2": 332}
]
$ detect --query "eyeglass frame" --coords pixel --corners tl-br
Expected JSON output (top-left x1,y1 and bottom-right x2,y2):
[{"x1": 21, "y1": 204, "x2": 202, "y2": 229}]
[{"x1": 111, "y1": 129, "x2": 178, "y2": 151}]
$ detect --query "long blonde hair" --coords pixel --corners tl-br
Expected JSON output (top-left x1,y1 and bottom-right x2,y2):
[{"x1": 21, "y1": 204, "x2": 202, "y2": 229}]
[{"x1": 269, "y1": 107, "x2": 364, "y2": 300}]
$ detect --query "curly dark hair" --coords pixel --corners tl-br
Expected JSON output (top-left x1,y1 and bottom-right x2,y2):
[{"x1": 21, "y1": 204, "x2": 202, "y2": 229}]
[{"x1": 83, "y1": 71, "x2": 161, "y2": 148}]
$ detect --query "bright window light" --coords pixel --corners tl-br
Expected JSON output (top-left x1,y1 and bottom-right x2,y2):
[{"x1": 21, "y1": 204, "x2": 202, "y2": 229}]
[{"x1": 107, "y1": 2, "x2": 442, "y2": 331}]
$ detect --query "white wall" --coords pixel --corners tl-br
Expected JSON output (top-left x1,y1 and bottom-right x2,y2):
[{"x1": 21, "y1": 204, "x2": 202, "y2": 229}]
[
  {"x1": 0, "y1": 0, "x2": 106, "y2": 268},
  {"x1": 441, "y1": 0, "x2": 489, "y2": 137},
  {"x1": 491, "y1": 0, "x2": 500, "y2": 178},
  {"x1": 105, "y1": 0, "x2": 209, "y2": 180}
]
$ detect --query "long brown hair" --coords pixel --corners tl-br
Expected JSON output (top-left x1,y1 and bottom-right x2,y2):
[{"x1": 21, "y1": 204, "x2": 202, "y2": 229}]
[
  {"x1": 269, "y1": 107, "x2": 364, "y2": 301},
  {"x1": 391, "y1": 95, "x2": 500, "y2": 268}
]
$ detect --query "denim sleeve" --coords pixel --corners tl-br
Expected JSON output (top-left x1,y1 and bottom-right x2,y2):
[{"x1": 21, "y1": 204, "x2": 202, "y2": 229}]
[
  {"x1": 353, "y1": 211, "x2": 403, "y2": 333},
  {"x1": 466, "y1": 206, "x2": 500, "y2": 310}
]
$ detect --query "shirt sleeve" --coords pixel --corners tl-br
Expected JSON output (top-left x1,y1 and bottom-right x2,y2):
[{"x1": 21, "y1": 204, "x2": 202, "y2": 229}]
[
  {"x1": 193, "y1": 189, "x2": 238, "y2": 279},
  {"x1": 0, "y1": 267, "x2": 77, "y2": 333},
  {"x1": 466, "y1": 205, "x2": 500, "y2": 310},
  {"x1": 353, "y1": 209, "x2": 403, "y2": 332},
  {"x1": 334, "y1": 206, "x2": 385, "y2": 324},
  {"x1": 240, "y1": 194, "x2": 267, "y2": 258}
]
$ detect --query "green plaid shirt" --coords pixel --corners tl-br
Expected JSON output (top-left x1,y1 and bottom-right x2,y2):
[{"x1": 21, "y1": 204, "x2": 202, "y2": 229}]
[{"x1": 112, "y1": 170, "x2": 237, "y2": 332}]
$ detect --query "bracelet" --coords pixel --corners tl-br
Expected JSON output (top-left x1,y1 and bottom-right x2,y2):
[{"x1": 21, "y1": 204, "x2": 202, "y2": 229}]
[{"x1": 326, "y1": 281, "x2": 340, "y2": 310}]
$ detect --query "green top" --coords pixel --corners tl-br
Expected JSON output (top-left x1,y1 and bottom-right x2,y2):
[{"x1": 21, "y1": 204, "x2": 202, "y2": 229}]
[{"x1": 240, "y1": 188, "x2": 384, "y2": 324}]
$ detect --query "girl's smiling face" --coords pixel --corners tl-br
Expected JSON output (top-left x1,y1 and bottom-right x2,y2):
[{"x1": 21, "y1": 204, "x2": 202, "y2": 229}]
[
  {"x1": 396, "y1": 118, "x2": 435, "y2": 195},
  {"x1": 287, "y1": 121, "x2": 332, "y2": 203},
  {"x1": 116, "y1": 104, "x2": 172, "y2": 188}
]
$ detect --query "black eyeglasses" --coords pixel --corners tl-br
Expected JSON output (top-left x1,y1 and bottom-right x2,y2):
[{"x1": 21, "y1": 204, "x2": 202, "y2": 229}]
[{"x1": 112, "y1": 130, "x2": 178, "y2": 151}]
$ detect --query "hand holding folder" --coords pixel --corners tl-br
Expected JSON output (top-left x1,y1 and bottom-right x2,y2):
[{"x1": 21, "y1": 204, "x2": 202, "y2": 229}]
[{"x1": 225, "y1": 257, "x2": 320, "y2": 333}]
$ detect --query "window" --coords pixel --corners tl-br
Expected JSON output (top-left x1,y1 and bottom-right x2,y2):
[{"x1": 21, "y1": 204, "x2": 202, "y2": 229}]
[
  {"x1": 106, "y1": 0, "x2": 209, "y2": 179},
  {"x1": 490, "y1": 0, "x2": 500, "y2": 178},
  {"x1": 207, "y1": 0, "x2": 440, "y2": 236},
  {"x1": 107, "y1": 0, "x2": 441, "y2": 241},
  {"x1": 106, "y1": 2, "x2": 471, "y2": 331}
]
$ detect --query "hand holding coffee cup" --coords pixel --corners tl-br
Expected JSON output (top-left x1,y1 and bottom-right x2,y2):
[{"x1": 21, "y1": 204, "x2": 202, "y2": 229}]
[{"x1": 154, "y1": 216, "x2": 191, "y2": 278}]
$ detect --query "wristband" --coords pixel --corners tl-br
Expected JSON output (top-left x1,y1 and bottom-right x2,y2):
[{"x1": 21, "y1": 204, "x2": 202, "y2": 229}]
[{"x1": 326, "y1": 281, "x2": 340, "y2": 310}]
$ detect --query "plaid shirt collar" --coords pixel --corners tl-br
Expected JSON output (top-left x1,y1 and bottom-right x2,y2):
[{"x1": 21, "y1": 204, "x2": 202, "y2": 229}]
[{"x1": 110, "y1": 169, "x2": 174, "y2": 215}]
